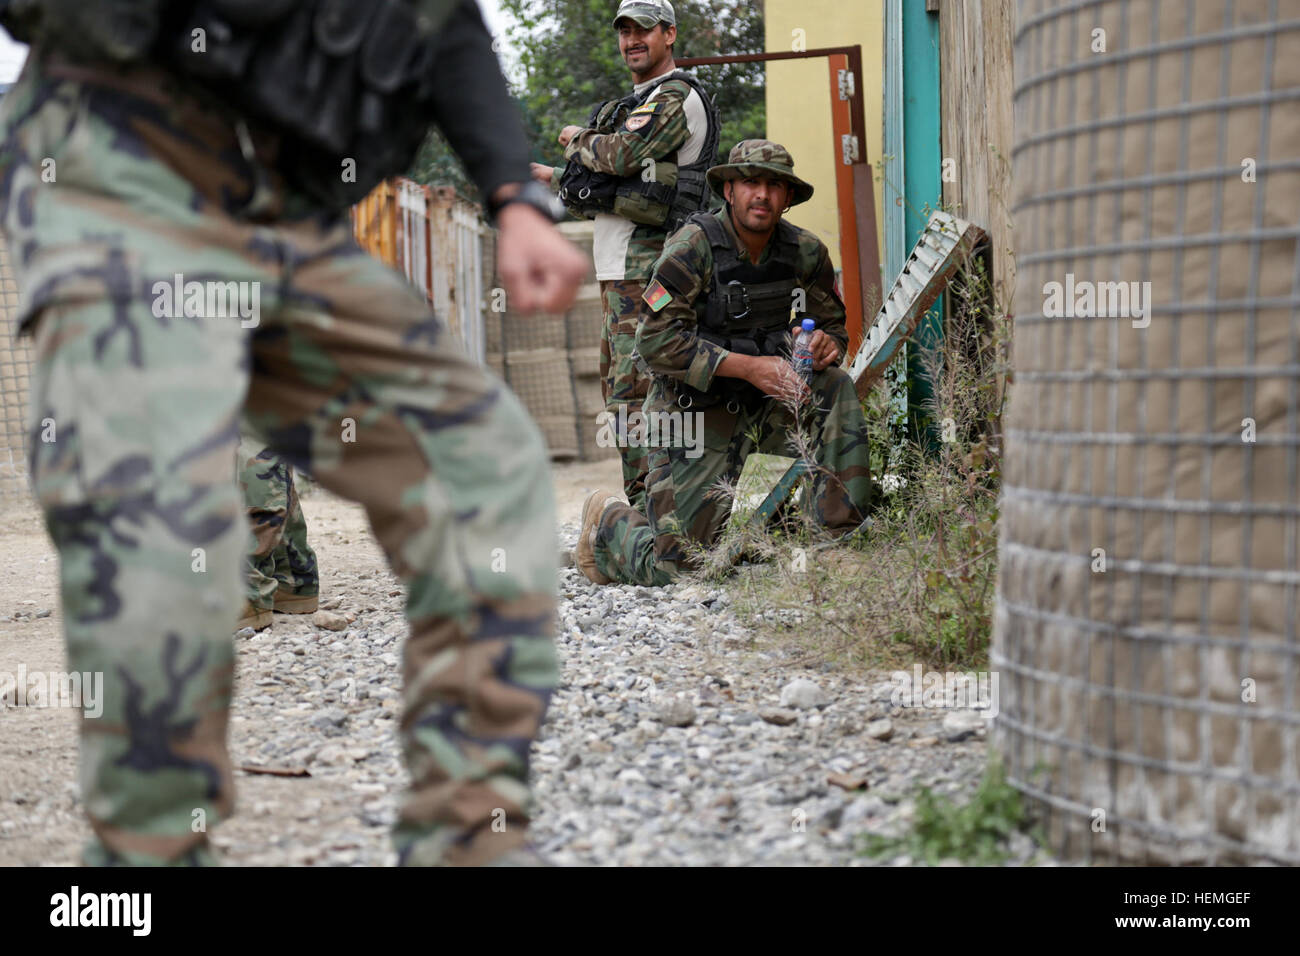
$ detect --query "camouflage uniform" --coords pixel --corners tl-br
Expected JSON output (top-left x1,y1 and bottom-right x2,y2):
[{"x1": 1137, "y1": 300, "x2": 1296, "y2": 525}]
[
  {"x1": 0, "y1": 52, "x2": 556, "y2": 865},
  {"x1": 589, "y1": 162, "x2": 877, "y2": 586},
  {"x1": 553, "y1": 69, "x2": 709, "y2": 510},
  {"x1": 238, "y1": 437, "x2": 318, "y2": 614}
]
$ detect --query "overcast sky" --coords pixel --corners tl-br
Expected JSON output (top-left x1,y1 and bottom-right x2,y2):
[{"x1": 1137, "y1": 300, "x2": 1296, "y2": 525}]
[
  {"x1": 0, "y1": 2, "x2": 519, "y2": 85},
  {"x1": 0, "y1": 31, "x2": 24, "y2": 83}
]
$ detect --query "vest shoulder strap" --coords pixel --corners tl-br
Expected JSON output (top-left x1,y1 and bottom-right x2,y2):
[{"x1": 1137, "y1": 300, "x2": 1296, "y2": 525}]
[
  {"x1": 770, "y1": 220, "x2": 804, "y2": 271},
  {"x1": 695, "y1": 212, "x2": 730, "y2": 250},
  {"x1": 658, "y1": 71, "x2": 721, "y2": 164}
]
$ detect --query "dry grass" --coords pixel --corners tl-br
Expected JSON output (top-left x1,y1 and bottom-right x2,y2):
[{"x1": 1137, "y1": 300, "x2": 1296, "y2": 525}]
[{"x1": 695, "y1": 254, "x2": 1009, "y2": 675}]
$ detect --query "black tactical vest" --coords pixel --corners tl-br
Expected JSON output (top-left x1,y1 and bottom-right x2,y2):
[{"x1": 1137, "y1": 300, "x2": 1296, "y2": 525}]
[
  {"x1": 669, "y1": 211, "x2": 804, "y2": 409},
  {"x1": 2, "y1": 0, "x2": 457, "y2": 211},
  {"x1": 557, "y1": 70, "x2": 720, "y2": 233}
]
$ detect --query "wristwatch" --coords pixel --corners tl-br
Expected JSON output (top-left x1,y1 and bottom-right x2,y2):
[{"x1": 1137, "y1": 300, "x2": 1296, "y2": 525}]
[{"x1": 488, "y1": 180, "x2": 567, "y2": 225}]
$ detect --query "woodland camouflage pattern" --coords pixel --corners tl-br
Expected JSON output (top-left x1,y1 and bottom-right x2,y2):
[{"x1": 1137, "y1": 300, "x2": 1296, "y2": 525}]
[
  {"x1": 598, "y1": 278, "x2": 651, "y2": 509},
  {"x1": 237, "y1": 437, "x2": 318, "y2": 612},
  {"x1": 0, "y1": 53, "x2": 557, "y2": 865},
  {"x1": 591, "y1": 207, "x2": 877, "y2": 586},
  {"x1": 555, "y1": 77, "x2": 700, "y2": 508},
  {"x1": 556, "y1": 77, "x2": 695, "y2": 282},
  {"x1": 639, "y1": 206, "x2": 847, "y2": 388}
]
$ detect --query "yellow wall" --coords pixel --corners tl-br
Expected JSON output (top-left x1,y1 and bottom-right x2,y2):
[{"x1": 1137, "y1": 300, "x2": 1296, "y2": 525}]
[{"x1": 763, "y1": 1, "x2": 884, "y2": 270}]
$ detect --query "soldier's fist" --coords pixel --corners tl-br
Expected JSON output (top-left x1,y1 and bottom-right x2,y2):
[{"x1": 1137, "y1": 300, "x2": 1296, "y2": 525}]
[
  {"x1": 558, "y1": 125, "x2": 583, "y2": 148},
  {"x1": 496, "y1": 204, "x2": 589, "y2": 314},
  {"x1": 529, "y1": 163, "x2": 555, "y2": 185}
]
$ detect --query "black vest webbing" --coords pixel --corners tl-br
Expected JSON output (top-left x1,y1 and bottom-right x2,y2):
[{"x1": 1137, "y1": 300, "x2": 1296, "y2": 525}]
[
  {"x1": 664, "y1": 212, "x2": 805, "y2": 410},
  {"x1": 694, "y1": 212, "x2": 803, "y2": 358}
]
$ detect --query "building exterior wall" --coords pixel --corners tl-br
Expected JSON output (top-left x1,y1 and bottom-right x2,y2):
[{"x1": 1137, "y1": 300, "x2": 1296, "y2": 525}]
[
  {"x1": 764, "y1": 0, "x2": 885, "y2": 272},
  {"x1": 938, "y1": 0, "x2": 1016, "y2": 311}
]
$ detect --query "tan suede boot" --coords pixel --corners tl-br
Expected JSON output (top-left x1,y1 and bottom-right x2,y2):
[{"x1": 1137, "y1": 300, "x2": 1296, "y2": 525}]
[
  {"x1": 273, "y1": 588, "x2": 319, "y2": 614},
  {"x1": 237, "y1": 601, "x2": 273, "y2": 631},
  {"x1": 575, "y1": 488, "x2": 623, "y2": 585}
]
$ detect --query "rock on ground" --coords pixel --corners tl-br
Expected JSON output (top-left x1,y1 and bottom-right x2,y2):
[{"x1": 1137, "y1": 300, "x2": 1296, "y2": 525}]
[{"x1": 0, "y1": 472, "x2": 1028, "y2": 867}]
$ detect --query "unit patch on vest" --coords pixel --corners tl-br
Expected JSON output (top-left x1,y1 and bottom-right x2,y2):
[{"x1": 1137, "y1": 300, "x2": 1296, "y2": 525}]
[
  {"x1": 624, "y1": 112, "x2": 655, "y2": 133},
  {"x1": 643, "y1": 280, "x2": 673, "y2": 312}
]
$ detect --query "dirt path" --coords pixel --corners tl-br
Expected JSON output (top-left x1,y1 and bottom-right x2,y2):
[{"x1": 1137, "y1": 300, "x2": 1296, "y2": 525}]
[
  {"x1": 0, "y1": 460, "x2": 621, "y2": 865},
  {"x1": 1, "y1": 458, "x2": 1011, "y2": 867}
]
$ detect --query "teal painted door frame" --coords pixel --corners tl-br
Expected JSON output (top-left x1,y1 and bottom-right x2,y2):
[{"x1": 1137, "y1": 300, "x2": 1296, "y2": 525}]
[{"x1": 883, "y1": 1, "x2": 943, "y2": 449}]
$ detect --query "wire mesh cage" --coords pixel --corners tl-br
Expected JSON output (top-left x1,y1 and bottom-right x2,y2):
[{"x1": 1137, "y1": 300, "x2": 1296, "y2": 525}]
[
  {"x1": 0, "y1": 236, "x2": 34, "y2": 503},
  {"x1": 996, "y1": 0, "x2": 1300, "y2": 863}
]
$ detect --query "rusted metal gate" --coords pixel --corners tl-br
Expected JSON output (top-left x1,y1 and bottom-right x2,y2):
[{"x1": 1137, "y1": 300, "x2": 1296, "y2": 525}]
[{"x1": 352, "y1": 178, "x2": 491, "y2": 362}]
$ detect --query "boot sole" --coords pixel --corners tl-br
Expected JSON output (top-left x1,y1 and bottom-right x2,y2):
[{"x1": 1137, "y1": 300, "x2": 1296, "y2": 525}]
[{"x1": 273, "y1": 591, "x2": 319, "y2": 614}]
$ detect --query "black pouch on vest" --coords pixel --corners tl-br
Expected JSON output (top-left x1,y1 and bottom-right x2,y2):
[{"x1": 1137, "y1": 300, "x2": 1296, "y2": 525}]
[
  {"x1": 298, "y1": 0, "x2": 375, "y2": 154},
  {"x1": 173, "y1": 5, "x2": 257, "y2": 80},
  {"x1": 212, "y1": 0, "x2": 297, "y2": 27},
  {"x1": 356, "y1": 0, "x2": 425, "y2": 174},
  {"x1": 245, "y1": 5, "x2": 319, "y2": 134}
]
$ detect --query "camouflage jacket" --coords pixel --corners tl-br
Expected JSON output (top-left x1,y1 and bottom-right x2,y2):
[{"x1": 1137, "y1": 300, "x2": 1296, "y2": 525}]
[
  {"x1": 636, "y1": 207, "x2": 848, "y2": 392},
  {"x1": 550, "y1": 74, "x2": 705, "y2": 281}
]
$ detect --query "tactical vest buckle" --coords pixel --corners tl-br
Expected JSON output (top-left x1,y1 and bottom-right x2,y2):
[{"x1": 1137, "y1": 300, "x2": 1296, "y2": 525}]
[
  {"x1": 725, "y1": 399, "x2": 742, "y2": 415},
  {"x1": 724, "y1": 280, "x2": 750, "y2": 320},
  {"x1": 676, "y1": 392, "x2": 694, "y2": 410}
]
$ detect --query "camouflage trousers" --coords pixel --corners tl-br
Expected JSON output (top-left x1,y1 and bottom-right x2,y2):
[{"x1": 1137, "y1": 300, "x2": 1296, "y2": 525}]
[
  {"x1": 598, "y1": 278, "x2": 651, "y2": 510},
  {"x1": 1, "y1": 53, "x2": 556, "y2": 865},
  {"x1": 593, "y1": 367, "x2": 876, "y2": 586},
  {"x1": 237, "y1": 438, "x2": 318, "y2": 611}
]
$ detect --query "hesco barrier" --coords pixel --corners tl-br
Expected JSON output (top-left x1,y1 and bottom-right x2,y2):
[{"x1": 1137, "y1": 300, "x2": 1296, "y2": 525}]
[
  {"x1": 0, "y1": 236, "x2": 33, "y2": 503},
  {"x1": 996, "y1": 0, "x2": 1300, "y2": 863},
  {"x1": 353, "y1": 179, "x2": 611, "y2": 462}
]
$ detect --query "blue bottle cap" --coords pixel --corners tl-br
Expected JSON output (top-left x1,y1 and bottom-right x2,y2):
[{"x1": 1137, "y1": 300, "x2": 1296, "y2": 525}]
[{"x1": 801, "y1": 318, "x2": 815, "y2": 332}]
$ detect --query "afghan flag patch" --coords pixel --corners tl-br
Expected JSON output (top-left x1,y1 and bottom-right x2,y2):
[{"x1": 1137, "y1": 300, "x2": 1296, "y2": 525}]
[{"x1": 643, "y1": 280, "x2": 673, "y2": 312}]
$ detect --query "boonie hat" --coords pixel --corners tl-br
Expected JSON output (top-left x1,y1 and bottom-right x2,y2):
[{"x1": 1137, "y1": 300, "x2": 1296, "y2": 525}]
[{"x1": 706, "y1": 139, "x2": 815, "y2": 206}]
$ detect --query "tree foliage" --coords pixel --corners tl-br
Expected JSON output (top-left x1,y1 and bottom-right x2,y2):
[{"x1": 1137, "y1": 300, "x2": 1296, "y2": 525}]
[{"x1": 409, "y1": 0, "x2": 766, "y2": 197}]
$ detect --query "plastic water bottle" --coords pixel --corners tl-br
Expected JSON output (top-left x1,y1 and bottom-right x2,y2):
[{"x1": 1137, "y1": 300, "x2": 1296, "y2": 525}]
[{"x1": 793, "y1": 318, "x2": 816, "y2": 383}]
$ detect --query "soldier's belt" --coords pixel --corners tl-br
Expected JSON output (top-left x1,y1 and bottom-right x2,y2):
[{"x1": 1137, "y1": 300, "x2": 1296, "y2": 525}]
[{"x1": 663, "y1": 375, "x2": 765, "y2": 414}]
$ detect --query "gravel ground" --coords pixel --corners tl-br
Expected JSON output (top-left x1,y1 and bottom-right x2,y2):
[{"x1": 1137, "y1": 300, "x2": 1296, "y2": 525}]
[{"x1": 0, "y1": 464, "x2": 1035, "y2": 866}]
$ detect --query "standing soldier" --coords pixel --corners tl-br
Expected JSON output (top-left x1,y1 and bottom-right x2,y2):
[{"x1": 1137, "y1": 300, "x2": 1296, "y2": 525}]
[
  {"x1": 0, "y1": 0, "x2": 588, "y2": 865},
  {"x1": 236, "y1": 438, "x2": 319, "y2": 632},
  {"x1": 531, "y1": 0, "x2": 719, "y2": 512},
  {"x1": 575, "y1": 141, "x2": 879, "y2": 586}
]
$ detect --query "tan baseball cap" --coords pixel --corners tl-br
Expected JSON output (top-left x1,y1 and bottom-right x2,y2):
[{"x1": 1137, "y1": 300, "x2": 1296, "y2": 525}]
[{"x1": 612, "y1": 0, "x2": 676, "y2": 29}]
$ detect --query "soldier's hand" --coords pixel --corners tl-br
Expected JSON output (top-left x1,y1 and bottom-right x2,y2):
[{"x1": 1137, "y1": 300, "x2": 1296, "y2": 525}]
[
  {"x1": 558, "y1": 125, "x2": 583, "y2": 147},
  {"x1": 496, "y1": 204, "x2": 589, "y2": 314},
  {"x1": 809, "y1": 330, "x2": 841, "y2": 370},
  {"x1": 748, "y1": 355, "x2": 810, "y2": 403},
  {"x1": 529, "y1": 162, "x2": 554, "y2": 185}
]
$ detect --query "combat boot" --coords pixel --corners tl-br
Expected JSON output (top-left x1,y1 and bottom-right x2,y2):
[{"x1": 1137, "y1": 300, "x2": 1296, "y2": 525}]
[
  {"x1": 273, "y1": 587, "x2": 319, "y2": 614},
  {"x1": 237, "y1": 601, "x2": 273, "y2": 631},
  {"x1": 576, "y1": 488, "x2": 624, "y2": 584}
]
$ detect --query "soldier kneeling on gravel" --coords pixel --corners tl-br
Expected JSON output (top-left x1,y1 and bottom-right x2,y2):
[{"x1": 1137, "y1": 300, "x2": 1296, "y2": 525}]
[{"x1": 576, "y1": 140, "x2": 879, "y2": 587}]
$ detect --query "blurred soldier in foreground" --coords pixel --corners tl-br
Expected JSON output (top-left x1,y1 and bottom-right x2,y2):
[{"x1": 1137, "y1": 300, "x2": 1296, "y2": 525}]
[
  {"x1": 0, "y1": 0, "x2": 587, "y2": 865},
  {"x1": 532, "y1": 0, "x2": 719, "y2": 511},
  {"x1": 236, "y1": 438, "x2": 319, "y2": 632},
  {"x1": 576, "y1": 141, "x2": 878, "y2": 586}
]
